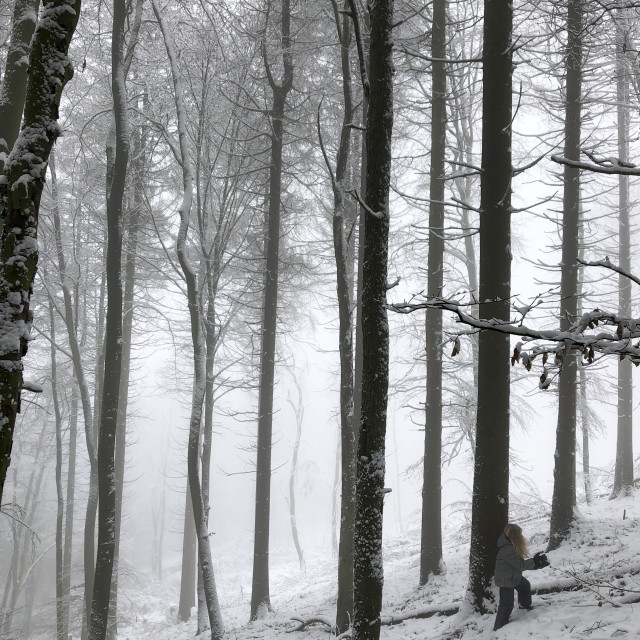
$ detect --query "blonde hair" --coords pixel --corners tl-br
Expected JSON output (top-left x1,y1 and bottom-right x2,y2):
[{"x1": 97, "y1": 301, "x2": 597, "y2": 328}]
[{"x1": 504, "y1": 524, "x2": 530, "y2": 559}]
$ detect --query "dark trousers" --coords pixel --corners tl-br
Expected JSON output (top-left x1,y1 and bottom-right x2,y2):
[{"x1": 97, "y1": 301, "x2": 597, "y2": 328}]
[{"x1": 494, "y1": 577, "x2": 532, "y2": 630}]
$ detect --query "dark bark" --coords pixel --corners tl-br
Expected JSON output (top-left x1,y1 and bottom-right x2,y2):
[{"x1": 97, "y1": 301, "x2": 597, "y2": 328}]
[
  {"x1": 107, "y1": 100, "x2": 145, "y2": 640},
  {"x1": 88, "y1": 0, "x2": 128, "y2": 634},
  {"x1": 0, "y1": 0, "x2": 82, "y2": 507},
  {"x1": 420, "y1": 0, "x2": 446, "y2": 585},
  {"x1": 548, "y1": 0, "x2": 582, "y2": 552},
  {"x1": 467, "y1": 0, "x2": 513, "y2": 611},
  {"x1": 250, "y1": 0, "x2": 293, "y2": 620},
  {"x1": 0, "y1": 0, "x2": 40, "y2": 176},
  {"x1": 352, "y1": 0, "x2": 394, "y2": 637}
]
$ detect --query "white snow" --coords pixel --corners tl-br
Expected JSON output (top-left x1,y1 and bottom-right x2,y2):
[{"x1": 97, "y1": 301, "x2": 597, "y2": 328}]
[{"x1": 97, "y1": 492, "x2": 639, "y2": 640}]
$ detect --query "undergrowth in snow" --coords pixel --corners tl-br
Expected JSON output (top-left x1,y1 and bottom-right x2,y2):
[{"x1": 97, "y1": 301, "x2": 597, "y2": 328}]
[{"x1": 65, "y1": 493, "x2": 640, "y2": 639}]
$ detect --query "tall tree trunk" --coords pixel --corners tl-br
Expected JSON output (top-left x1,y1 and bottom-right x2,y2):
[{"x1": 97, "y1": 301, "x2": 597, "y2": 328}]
[
  {"x1": 88, "y1": 0, "x2": 128, "y2": 634},
  {"x1": 0, "y1": 0, "x2": 40, "y2": 176},
  {"x1": 467, "y1": 0, "x2": 513, "y2": 611},
  {"x1": 50, "y1": 288, "x2": 66, "y2": 640},
  {"x1": 420, "y1": 0, "x2": 446, "y2": 585},
  {"x1": 286, "y1": 377, "x2": 305, "y2": 571},
  {"x1": 250, "y1": 0, "x2": 293, "y2": 620},
  {"x1": 50, "y1": 151, "x2": 99, "y2": 640},
  {"x1": 548, "y1": 0, "x2": 582, "y2": 552},
  {"x1": 0, "y1": 0, "x2": 82, "y2": 507},
  {"x1": 352, "y1": 0, "x2": 394, "y2": 636},
  {"x1": 63, "y1": 391, "x2": 78, "y2": 639},
  {"x1": 178, "y1": 482, "x2": 197, "y2": 620},
  {"x1": 612, "y1": 7, "x2": 634, "y2": 498},
  {"x1": 323, "y1": 1, "x2": 356, "y2": 631},
  {"x1": 152, "y1": 4, "x2": 224, "y2": 636},
  {"x1": 107, "y1": 101, "x2": 145, "y2": 640}
]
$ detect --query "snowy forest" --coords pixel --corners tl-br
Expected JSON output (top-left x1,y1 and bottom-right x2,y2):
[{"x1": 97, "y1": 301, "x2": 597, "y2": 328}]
[{"x1": 0, "y1": 0, "x2": 639, "y2": 638}]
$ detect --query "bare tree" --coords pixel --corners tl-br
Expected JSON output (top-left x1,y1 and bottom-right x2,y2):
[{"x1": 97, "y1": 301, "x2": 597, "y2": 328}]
[
  {"x1": 250, "y1": 0, "x2": 294, "y2": 620},
  {"x1": 88, "y1": 0, "x2": 129, "y2": 634},
  {"x1": 151, "y1": 3, "x2": 224, "y2": 636}
]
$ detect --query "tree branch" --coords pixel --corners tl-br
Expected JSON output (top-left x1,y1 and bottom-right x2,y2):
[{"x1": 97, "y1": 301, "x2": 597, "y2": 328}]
[{"x1": 578, "y1": 256, "x2": 640, "y2": 287}]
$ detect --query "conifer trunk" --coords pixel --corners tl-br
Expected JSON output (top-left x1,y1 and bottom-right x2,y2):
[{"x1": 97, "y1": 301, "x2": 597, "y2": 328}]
[
  {"x1": 467, "y1": 0, "x2": 513, "y2": 610},
  {"x1": 352, "y1": 0, "x2": 394, "y2": 635},
  {"x1": 548, "y1": 0, "x2": 582, "y2": 551}
]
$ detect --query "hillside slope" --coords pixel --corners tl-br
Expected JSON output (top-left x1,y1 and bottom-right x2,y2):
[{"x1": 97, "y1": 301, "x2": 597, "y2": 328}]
[{"x1": 110, "y1": 492, "x2": 640, "y2": 640}]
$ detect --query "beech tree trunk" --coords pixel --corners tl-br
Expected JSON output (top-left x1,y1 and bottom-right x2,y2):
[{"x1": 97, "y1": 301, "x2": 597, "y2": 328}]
[
  {"x1": 467, "y1": 0, "x2": 513, "y2": 611},
  {"x1": 51, "y1": 293, "x2": 66, "y2": 640},
  {"x1": 0, "y1": 0, "x2": 82, "y2": 507},
  {"x1": 63, "y1": 391, "x2": 77, "y2": 639},
  {"x1": 152, "y1": 3, "x2": 224, "y2": 636},
  {"x1": 0, "y1": 0, "x2": 40, "y2": 176},
  {"x1": 286, "y1": 378, "x2": 305, "y2": 571},
  {"x1": 179, "y1": 482, "x2": 197, "y2": 620}
]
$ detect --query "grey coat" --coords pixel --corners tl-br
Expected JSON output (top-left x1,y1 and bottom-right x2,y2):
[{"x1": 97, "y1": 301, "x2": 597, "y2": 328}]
[{"x1": 494, "y1": 533, "x2": 535, "y2": 588}]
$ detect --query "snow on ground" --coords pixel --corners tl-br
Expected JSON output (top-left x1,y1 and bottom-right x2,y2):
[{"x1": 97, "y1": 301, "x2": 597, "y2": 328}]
[{"x1": 118, "y1": 492, "x2": 640, "y2": 640}]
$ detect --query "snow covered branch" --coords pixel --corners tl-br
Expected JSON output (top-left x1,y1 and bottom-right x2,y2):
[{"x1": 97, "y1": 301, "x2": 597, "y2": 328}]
[
  {"x1": 551, "y1": 150, "x2": 640, "y2": 175},
  {"x1": 578, "y1": 256, "x2": 640, "y2": 287},
  {"x1": 390, "y1": 295, "x2": 640, "y2": 365}
]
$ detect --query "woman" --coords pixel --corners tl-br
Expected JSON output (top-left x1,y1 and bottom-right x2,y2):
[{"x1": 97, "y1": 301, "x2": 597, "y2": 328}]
[{"x1": 493, "y1": 523, "x2": 549, "y2": 631}]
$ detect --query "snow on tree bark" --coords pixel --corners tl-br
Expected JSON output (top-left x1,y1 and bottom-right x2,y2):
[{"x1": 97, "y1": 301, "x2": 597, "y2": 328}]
[
  {"x1": 466, "y1": 0, "x2": 513, "y2": 612},
  {"x1": 0, "y1": 0, "x2": 81, "y2": 506},
  {"x1": 0, "y1": 0, "x2": 41, "y2": 177},
  {"x1": 352, "y1": 0, "x2": 394, "y2": 636}
]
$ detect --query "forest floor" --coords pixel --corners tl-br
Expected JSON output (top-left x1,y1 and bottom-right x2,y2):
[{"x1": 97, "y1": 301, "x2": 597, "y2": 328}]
[{"x1": 114, "y1": 492, "x2": 639, "y2": 640}]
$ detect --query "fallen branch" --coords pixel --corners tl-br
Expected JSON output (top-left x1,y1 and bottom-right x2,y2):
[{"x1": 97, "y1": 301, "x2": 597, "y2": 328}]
[
  {"x1": 381, "y1": 602, "x2": 460, "y2": 624},
  {"x1": 288, "y1": 616, "x2": 336, "y2": 634}
]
